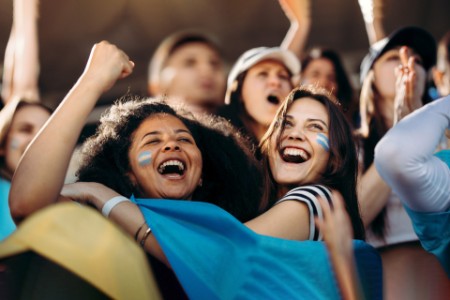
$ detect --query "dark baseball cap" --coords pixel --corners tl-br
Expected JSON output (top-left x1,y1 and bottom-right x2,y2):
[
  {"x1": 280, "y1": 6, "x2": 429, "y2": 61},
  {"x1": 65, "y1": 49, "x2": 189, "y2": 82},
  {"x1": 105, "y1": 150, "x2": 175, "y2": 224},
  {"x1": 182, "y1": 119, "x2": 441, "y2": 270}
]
[{"x1": 360, "y1": 26, "x2": 437, "y2": 83}]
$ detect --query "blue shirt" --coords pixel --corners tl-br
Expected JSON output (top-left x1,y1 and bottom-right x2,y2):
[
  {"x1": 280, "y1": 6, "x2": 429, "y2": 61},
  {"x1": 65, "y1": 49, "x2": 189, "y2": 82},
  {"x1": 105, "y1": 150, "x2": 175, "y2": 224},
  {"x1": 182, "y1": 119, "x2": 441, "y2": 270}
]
[
  {"x1": 404, "y1": 205, "x2": 450, "y2": 277},
  {"x1": 0, "y1": 177, "x2": 16, "y2": 240},
  {"x1": 434, "y1": 149, "x2": 450, "y2": 168}
]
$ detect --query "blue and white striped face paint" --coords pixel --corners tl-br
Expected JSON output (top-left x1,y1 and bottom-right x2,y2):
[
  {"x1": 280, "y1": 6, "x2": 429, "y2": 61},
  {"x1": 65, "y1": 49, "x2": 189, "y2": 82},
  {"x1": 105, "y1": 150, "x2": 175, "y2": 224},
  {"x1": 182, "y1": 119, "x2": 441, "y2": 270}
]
[
  {"x1": 10, "y1": 138, "x2": 20, "y2": 150},
  {"x1": 137, "y1": 151, "x2": 152, "y2": 166},
  {"x1": 316, "y1": 133, "x2": 329, "y2": 152}
]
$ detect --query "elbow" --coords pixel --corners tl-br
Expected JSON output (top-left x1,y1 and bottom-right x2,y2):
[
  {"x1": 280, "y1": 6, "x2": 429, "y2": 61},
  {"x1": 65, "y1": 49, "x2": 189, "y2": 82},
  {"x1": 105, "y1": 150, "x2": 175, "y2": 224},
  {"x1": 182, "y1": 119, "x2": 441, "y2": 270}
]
[
  {"x1": 8, "y1": 187, "x2": 39, "y2": 224},
  {"x1": 374, "y1": 137, "x2": 406, "y2": 177},
  {"x1": 9, "y1": 194, "x2": 29, "y2": 224}
]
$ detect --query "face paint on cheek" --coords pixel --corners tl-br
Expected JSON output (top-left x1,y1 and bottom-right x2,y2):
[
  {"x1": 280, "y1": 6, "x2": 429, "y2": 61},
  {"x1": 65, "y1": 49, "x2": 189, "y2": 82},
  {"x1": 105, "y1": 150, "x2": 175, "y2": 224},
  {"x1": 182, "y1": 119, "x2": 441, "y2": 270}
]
[
  {"x1": 10, "y1": 138, "x2": 20, "y2": 150},
  {"x1": 137, "y1": 151, "x2": 152, "y2": 166},
  {"x1": 316, "y1": 133, "x2": 330, "y2": 152}
]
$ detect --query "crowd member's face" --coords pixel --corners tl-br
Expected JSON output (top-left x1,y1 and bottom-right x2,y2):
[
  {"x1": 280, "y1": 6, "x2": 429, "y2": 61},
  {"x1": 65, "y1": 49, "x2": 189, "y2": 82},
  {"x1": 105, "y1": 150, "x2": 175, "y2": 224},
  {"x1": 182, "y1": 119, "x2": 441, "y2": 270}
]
[
  {"x1": 301, "y1": 58, "x2": 338, "y2": 96},
  {"x1": 1, "y1": 105, "x2": 50, "y2": 176},
  {"x1": 127, "y1": 114, "x2": 202, "y2": 200},
  {"x1": 373, "y1": 47, "x2": 427, "y2": 100},
  {"x1": 160, "y1": 42, "x2": 226, "y2": 110},
  {"x1": 241, "y1": 59, "x2": 293, "y2": 128},
  {"x1": 269, "y1": 98, "x2": 330, "y2": 188},
  {"x1": 433, "y1": 64, "x2": 450, "y2": 96}
]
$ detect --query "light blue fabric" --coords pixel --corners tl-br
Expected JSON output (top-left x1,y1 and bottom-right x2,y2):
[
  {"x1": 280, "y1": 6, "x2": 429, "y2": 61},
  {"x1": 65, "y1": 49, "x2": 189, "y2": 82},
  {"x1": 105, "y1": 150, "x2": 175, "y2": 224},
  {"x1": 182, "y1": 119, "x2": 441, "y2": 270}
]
[
  {"x1": 404, "y1": 205, "x2": 450, "y2": 277},
  {"x1": 0, "y1": 178, "x2": 16, "y2": 241},
  {"x1": 434, "y1": 149, "x2": 450, "y2": 168},
  {"x1": 134, "y1": 198, "x2": 382, "y2": 300}
]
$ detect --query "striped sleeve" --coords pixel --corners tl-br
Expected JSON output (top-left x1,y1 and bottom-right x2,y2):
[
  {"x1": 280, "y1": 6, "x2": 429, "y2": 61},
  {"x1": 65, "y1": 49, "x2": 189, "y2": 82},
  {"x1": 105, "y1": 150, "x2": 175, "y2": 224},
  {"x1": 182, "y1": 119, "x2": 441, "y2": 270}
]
[{"x1": 275, "y1": 185, "x2": 333, "y2": 241}]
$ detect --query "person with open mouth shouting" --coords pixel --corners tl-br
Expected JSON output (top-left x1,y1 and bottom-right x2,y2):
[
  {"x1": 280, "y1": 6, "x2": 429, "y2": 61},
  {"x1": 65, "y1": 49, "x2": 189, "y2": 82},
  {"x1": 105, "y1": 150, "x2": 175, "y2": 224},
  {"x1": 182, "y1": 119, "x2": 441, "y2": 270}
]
[{"x1": 218, "y1": 47, "x2": 300, "y2": 153}]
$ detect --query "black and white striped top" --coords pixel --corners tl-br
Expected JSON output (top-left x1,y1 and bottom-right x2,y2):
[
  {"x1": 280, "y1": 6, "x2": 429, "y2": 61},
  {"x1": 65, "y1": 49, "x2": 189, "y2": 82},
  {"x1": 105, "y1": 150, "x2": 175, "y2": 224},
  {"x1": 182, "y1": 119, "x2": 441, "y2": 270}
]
[{"x1": 275, "y1": 185, "x2": 333, "y2": 241}]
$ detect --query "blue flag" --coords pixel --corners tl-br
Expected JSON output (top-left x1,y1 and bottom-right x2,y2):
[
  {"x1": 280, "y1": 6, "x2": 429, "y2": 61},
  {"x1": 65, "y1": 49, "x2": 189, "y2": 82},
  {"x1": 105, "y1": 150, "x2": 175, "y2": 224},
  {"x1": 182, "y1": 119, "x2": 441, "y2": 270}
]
[{"x1": 134, "y1": 198, "x2": 382, "y2": 300}]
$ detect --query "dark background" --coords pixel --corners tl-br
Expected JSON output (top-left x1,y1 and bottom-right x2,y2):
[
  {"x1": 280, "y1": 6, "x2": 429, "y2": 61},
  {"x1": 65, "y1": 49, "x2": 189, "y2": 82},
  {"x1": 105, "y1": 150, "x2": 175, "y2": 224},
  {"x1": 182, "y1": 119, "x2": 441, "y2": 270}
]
[{"x1": 0, "y1": 0, "x2": 449, "y2": 110}]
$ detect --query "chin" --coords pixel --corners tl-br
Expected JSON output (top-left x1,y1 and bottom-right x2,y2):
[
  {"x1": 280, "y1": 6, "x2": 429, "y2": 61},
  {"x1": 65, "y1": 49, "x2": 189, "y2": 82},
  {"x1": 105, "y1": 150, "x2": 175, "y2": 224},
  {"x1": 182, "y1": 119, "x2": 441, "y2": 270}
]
[{"x1": 163, "y1": 192, "x2": 192, "y2": 200}]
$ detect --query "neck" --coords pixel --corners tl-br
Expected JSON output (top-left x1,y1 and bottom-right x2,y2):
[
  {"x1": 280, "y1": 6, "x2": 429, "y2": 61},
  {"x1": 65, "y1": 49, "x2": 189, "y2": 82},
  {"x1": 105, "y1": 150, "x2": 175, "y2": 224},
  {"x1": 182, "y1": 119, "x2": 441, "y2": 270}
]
[
  {"x1": 277, "y1": 185, "x2": 290, "y2": 199},
  {"x1": 241, "y1": 115, "x2": 268, "y2": 143},
  {"x1": 378, "y1": 96, "x2": 395, "y2": 129}
]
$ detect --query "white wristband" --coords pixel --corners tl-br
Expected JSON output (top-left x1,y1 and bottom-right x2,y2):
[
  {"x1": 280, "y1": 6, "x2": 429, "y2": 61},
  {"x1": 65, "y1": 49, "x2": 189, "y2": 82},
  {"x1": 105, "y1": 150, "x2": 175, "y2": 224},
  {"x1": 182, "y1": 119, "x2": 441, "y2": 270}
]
[{"x1": 101, "y1": 196, "x2": 130, "y2": 218}]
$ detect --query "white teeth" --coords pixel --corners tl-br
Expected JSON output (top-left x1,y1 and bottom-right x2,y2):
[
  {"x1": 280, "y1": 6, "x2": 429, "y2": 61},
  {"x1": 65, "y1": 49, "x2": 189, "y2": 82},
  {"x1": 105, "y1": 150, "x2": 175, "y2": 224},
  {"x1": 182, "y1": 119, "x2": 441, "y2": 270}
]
[
  {"x1": 158, "y1": 160, "x2": 185, "y2": 173},
  {"x1": 283, "y1": 148, "x2": 308, "y2": 160}
]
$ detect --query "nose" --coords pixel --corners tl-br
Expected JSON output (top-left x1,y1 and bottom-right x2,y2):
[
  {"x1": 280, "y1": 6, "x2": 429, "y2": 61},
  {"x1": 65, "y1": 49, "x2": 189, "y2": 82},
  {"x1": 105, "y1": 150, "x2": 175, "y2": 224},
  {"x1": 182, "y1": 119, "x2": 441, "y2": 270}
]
[
  {"x1": 287, "y1": 128, "x2": 305, "y2": 141},
  {"x1": 199, "y1": 61, "x2": 216, "y2": 77},
  {"x1": 268, "y1": 74, "x2": 282, "y2": 88},
  {"x1": 162, "y1": 140, "x2": 181, "y2": 152}
]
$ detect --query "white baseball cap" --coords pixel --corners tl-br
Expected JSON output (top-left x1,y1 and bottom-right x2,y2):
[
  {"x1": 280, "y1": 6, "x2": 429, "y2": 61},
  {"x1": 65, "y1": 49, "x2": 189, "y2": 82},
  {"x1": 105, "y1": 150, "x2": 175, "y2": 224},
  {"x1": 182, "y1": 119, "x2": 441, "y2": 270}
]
[{"x1": 225, "y1": 47, "x2": 301, "y2": 104}]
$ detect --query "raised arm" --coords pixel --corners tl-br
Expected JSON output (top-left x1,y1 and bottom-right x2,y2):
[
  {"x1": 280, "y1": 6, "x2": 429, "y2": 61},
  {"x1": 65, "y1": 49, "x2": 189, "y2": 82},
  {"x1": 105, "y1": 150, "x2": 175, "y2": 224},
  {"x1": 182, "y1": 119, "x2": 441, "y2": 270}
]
[
  {"x1": 9, "y1": 41, "x2": 134, "y2": 222},
  {"x1": 358, "y1": 47, "x2": 426, "y2": 226},
  {"x1": 375, "y1": 95, "x2": 450, "y2": 212},
  {"x1": 1, "y1": 0, "x2": 40, "y2": 104},
  {"x1": 357, "y1": 0, "x2": 386, "y2": 45},
  {"x1": 278, "y1": 0, "x2": 311, "y2": 58}
]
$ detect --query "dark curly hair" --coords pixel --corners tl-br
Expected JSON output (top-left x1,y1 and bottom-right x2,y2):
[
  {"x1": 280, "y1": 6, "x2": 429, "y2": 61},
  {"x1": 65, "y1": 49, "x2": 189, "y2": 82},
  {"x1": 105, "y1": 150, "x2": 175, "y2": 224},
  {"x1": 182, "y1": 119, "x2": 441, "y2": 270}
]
[
  {"x1": 76, "y1": 97, "x2": 262, "y2": 222},
  {"x1": 259, "y1": 86, "x2": 365, "y2": 240}
]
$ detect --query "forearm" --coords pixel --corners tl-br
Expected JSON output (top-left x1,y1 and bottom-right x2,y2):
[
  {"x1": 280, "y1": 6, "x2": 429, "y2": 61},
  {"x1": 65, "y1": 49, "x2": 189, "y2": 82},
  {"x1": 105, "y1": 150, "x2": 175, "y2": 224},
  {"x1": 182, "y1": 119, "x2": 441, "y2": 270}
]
[
  {"x1": 364, "y1": 18, "x2": 385, "y2": 45},
  {"x1": 11, "y1": 0, "x2": 40, "y2": 101},
  {"x1": 280, "y1": 19, "x2": 310, "y2": 57},
  {"x1": 375, "y1": 95, "x2": 450, "y2": 212},
  {"x1": 358, "y1": 0, "x2": 386, "y2": 45},
  {"x1": 10, "y1": 78, "x2": 103, "y2": 221},
  {"x1": 108, "y1": 202, "x2": 169, "y2": 266},
  {"x1": 358, "y1": 163, "x2": 391, "y2": 227},
  {"x1": 278, "y1": 0, "x2": 311, "y2": 57},
  {"x1": 1, "y1": 26, "x2": 15, "y2": 103},
  {"x1": 330, "y1": 253, "x2": 363, "y2": 300}
]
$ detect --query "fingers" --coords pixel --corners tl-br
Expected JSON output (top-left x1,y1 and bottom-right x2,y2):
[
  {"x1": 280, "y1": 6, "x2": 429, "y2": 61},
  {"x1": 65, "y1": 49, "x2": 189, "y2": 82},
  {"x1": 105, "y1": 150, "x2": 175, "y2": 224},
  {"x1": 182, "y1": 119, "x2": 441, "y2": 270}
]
[
  {"x1": 314, "y1": 196, "x2": 328, "y2": 232},
  {"x1": 82, "y1": 40, "x2": 135, "y2": 92},
  {"x1": 395, "y1": 46, "x2": 416, "y2": 109},
  {"x1": 330, "y1": 190, "x2": 345, "y2": 211},
  {"x1": 119, "y1": 59, "x2": 135, "y2": 79},
  {"x1": 317, "y1": 195, "x2": 332, "y2": 220},
  {"x1": 405, "y1": 57, "x2": 416, "y2": 106},
  {"x1": 399, "y1": 46, "x2": 409, "y2": 67}
]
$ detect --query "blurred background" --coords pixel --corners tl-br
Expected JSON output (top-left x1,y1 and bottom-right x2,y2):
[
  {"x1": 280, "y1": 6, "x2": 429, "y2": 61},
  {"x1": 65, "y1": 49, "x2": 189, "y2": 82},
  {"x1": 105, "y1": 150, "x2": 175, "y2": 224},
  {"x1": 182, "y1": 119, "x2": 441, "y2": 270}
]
[{"x1": 0, "y1": 0, "x2": 449, "y2": 109}]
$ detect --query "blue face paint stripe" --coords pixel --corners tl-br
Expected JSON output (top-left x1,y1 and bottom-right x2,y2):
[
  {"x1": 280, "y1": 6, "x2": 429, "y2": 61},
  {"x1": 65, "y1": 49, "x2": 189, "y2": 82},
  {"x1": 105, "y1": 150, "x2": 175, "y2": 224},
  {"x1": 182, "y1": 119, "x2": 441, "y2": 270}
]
[
  {"x1": 316, "y1": 134, "x2": 330, "y2": 152},
  {"x1": 138, "y1": 151, "x2": 152, "y2": 166},
  {"x1": 10, "y1": 138, "x2": 20, "y2": 150}
]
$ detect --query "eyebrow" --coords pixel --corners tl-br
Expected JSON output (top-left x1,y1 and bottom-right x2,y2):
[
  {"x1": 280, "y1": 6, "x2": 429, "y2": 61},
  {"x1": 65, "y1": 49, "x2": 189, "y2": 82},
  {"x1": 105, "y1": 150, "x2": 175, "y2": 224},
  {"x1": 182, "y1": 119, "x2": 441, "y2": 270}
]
[
  {"x1": 141, "y1": 128, "x2": 192, "y2": 140},
  {"x1": 285, "y1": 115, "x2": 329, "y2": 128}
]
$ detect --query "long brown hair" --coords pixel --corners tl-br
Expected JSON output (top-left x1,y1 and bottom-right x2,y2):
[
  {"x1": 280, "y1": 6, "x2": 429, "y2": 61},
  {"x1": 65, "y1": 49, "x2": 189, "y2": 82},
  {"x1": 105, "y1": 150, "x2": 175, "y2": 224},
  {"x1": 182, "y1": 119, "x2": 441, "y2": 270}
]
[{"x1": 259, "y1": 85, "x2": 365, "y2": 240}]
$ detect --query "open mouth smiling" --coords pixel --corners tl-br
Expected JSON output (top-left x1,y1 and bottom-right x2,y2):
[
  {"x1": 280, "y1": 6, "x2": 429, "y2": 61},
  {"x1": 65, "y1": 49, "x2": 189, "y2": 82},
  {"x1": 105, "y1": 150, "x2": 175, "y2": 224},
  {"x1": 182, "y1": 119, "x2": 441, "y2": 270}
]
[
  {"x1": 267, "y1": 95, "x2": 280, "y2": 105},
  {"x1": 158, "y1": 159, "x2": 186, "y2": 176},
  {"x1": 280, "y1": 147, "x2": 310, "y2": 163}
]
